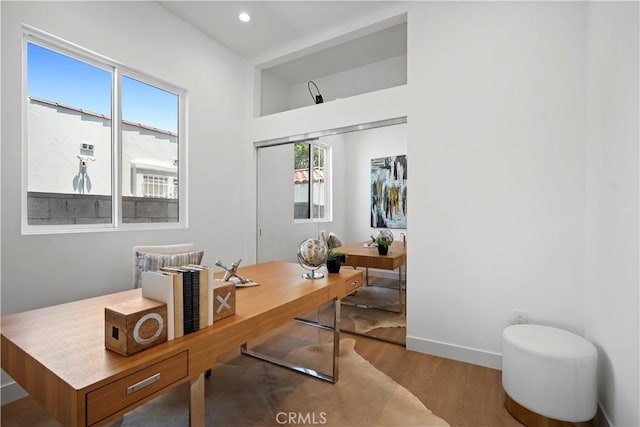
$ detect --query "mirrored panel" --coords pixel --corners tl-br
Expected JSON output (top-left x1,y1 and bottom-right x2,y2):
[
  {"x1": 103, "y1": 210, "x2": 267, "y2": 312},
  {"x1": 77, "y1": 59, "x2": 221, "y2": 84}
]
[{"x1": 255, "y1": 119, "x2": 407, "y2": 345}]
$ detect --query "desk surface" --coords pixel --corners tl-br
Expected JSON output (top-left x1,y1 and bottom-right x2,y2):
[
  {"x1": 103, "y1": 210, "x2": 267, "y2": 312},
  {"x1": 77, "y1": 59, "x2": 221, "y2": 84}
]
[
  {"x1": 334, "y1": 241, "x2": 406, "y2": 270},
  {"x1": 1, "y1": 261, "x2": 362, "y2": 426}
]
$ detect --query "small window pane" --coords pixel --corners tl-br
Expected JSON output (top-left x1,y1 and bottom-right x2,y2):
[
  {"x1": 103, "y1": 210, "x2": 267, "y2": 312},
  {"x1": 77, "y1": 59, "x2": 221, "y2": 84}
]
[
  {"x1": 26, "y1": 42, "x2": 112, "y2": 225},
  {"x1": 121, "y1": 76, "x2": 179, "y2": 223},
  {"x1": 293, "y1": 141, "x2": 328, "y2": 221},
  {"x1": 312, "y1": 146, "x2": 325, "y2": 218},
  {"x1": 294, "y1": 142, "x2": 310, "y2": 219}
]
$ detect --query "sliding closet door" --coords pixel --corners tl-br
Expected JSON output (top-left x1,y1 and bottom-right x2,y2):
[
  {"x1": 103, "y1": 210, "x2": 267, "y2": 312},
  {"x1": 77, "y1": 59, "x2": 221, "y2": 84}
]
[{"x1": 256, "y1": 144, "x2": 320, "y2": 263}]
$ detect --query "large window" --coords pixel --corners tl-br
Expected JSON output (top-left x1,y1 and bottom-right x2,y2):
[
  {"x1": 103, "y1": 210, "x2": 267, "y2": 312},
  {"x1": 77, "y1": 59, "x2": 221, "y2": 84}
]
[
  {"x1": 294, "y1": 140, "x2": 330, "y2": 221},
  {"x1": 23, "y1": 28, "x2": 186, "y2": 232}
]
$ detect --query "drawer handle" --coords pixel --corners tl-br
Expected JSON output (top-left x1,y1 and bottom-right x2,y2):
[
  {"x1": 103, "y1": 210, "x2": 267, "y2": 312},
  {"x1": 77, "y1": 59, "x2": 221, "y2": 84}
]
[
  {"x1": 127, "y1": 373, "x2": 160, "y2": 395},
  {"x1": 350, "y1": 280, "x2": 359, "y2": 287}
]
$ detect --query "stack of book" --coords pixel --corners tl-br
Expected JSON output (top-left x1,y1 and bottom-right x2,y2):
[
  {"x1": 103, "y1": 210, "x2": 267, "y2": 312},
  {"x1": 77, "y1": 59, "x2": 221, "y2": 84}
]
[{"x1": 141, "y1": 265, "x2": 212, "y2": 340}]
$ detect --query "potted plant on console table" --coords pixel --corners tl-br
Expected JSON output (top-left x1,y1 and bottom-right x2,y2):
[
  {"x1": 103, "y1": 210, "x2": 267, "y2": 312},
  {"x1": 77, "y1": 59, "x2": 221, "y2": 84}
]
[
  {"x1": 326, "y1": 249, "x2": 347, "y2": 273},
  {"x1": 376, "y1": 238, "x2": 389, "y2": 255}
]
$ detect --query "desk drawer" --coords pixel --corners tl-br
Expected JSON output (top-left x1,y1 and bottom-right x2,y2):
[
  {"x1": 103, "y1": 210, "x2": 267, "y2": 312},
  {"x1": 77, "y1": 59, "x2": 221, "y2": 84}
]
[
  {"x1": 86, "y1": 351, "x2": 188, "y2": 425},
  {"x1": 341, "y1": 276, "x2": 362, "y2": 298}
]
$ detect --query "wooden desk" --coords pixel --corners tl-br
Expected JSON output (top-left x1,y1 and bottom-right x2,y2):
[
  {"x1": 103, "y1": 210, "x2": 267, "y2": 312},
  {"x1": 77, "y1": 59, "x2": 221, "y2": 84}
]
[
  {"x1": 335, "y1": 241, "x2": 406, "y2": 271},
  {"x1": 1, "y1": 262, "x2": 362, "y2": 426},
  {"x1": 334, "y1": 241, "x2": 405, "y2": 315}
]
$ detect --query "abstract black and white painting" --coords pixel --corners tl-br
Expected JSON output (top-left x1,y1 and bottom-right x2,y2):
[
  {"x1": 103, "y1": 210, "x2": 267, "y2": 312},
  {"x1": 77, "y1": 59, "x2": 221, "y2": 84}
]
[{"x1": 371, "y1": 155, "x2": 407, "y2": 229}]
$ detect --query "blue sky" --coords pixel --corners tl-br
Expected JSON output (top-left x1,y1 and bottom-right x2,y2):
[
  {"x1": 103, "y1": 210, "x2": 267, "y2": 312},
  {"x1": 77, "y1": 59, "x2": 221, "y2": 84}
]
[{"x1": 27, "y1": 42, "x2": 178, "y2": 133}]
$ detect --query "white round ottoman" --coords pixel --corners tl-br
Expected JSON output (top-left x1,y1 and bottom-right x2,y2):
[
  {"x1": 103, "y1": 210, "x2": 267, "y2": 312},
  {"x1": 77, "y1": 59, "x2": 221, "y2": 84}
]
[{"x1": 502, "y1": 324, "x2": 598, "y2": 425}]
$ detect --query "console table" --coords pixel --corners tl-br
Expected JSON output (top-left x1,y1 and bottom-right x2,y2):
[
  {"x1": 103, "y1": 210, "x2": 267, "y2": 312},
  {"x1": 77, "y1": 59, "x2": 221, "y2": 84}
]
[
  {"x1": 1, "y1": 262, "x2": 362, "y2": 426},
  {"x1": 333, "y1": 240, "x2": 406, "y2": 313}
]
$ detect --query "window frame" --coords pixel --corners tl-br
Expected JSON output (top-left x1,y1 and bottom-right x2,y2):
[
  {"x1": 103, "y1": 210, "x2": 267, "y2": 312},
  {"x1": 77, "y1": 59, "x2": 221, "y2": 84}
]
[
  {"x1": 21, "y1": 26, "x2": 188, "y2": 234},
  {"x1": 293, "y1": 139, "x2": 332, "y2": 224}
]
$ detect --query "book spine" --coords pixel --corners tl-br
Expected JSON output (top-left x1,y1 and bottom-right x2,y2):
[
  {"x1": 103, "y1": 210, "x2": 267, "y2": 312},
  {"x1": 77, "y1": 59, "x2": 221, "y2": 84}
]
[
  {"x1": 199, "y1": 269, "x2": 208, "y2": 329},
  {"x1": 191, "y1": 270, "x2": 200, "y2": 331},
  {"x1": 182, "y1": 269, "x2": 194, "y2": 335},
  {"x1": 172, "y1": 273, "x2": 184, "y2": 339},
  {"x1": 184, "y1": 265, "x2": 209, "y2": 330}
]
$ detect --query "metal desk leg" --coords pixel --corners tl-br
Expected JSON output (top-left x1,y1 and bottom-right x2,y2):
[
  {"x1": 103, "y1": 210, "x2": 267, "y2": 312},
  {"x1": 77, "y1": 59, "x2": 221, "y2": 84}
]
[
  {"x1": 343, "y1": 266, "x2": 402, "y2": 314},
  {"x1": 241, "y1": 299, "x2": 341, "y2": 384},
  {"x1": 333, "y1": 299, "x2": 340, "y2": 381},
  {"x1": 398, "y1": 265, "x2": 404, "y2": 314}
]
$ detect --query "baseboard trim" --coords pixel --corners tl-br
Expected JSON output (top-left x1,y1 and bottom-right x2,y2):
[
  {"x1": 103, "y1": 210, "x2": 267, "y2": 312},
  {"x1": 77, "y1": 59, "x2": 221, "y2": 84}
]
[
  {"x1": 406, "y1": 335, "x2": 502, "y2": 370},
  {"x1": 594, "y1": 404, "x2": 612, "y2": 427},
  {"x1": 1, "y1": 381, "x2": 27, "y2": 406}
]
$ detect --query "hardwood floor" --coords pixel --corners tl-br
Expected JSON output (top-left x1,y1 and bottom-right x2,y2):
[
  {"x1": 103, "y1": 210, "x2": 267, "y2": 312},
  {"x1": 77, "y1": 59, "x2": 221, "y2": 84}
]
[
  {"x1": 354, "y1": 341, "x2": 521, "y2": 427},
  {"x1": 1, "y1": 316, "x2": 521, "y2": 427}
]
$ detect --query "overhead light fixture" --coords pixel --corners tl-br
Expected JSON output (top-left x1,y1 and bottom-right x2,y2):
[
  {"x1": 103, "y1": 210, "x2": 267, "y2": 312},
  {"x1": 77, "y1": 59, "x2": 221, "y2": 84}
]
[
  {"x1": 307, "y1": 81, "x2": 324, "y2": 104},
  {"x1": 238, "y1": 12, "x2": 251, "y2": 22}
]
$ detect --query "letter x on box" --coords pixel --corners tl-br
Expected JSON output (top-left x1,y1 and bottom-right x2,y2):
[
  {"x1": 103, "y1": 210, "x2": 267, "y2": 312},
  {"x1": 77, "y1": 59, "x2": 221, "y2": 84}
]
[{"x1": 212, "y1": 282, "x2": 235, "y2": 322}]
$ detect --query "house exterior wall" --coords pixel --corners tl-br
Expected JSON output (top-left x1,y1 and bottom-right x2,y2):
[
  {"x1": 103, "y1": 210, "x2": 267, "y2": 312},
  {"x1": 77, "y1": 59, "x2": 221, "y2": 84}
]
[
  {"x1": 28, "y1": 99, "x2": 112, "y2": 194},
  {"x1": 28, "y1": 98, "x2": 177, "y2": 198},
  {"x1": 26, "y1": 98, "x2": 180, "y2": 224}
]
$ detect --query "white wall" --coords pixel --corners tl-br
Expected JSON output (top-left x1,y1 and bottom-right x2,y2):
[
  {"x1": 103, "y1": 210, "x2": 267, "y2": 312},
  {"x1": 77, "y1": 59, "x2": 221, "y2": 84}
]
[
  {"x1": 406, "y1": 2, "x2": 639, "y2": 425},
  {"x1": 585, "y1": 3, "x2": 639, "y2": 426},
  {"x1": 260, "y1": 70, "x2": 291, "y2": 117},
  {"x1": 406, "y1": 2, "x2": 587, "y2": 368},
  {"x1": 1, "y1": 0, "x2": 252, "y2": 401},
  {"x1": 343, "y1": 124, "x2": 407, "y2": 244},
  {"x1": 284, "y1": 55, "x2": 407, "y2": 114}
]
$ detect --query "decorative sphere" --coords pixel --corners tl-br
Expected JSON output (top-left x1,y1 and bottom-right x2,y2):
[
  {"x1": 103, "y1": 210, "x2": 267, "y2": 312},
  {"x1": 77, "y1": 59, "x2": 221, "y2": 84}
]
[
  {"x1": 377, "y1": 230, "x2": 394, "y2": 244},
  {"x1": 297, "y1": 238, "x2": 328, "y2": 268}
]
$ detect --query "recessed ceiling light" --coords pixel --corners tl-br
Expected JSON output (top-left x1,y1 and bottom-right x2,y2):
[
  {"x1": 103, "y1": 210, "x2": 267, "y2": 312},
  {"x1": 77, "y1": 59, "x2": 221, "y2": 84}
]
[{"x1": 238, "y1": 12, "x2": 251, "y2": 23}]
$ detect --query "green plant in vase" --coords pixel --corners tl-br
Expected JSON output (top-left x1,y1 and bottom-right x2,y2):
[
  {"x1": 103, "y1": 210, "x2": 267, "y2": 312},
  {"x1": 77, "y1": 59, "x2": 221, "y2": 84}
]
[
  {"x1": 326, "y1": 248, "x2": 347, "y2": 273},
  {"x1": 375, "y1": 238, "x2": 390, "y2": 255}
]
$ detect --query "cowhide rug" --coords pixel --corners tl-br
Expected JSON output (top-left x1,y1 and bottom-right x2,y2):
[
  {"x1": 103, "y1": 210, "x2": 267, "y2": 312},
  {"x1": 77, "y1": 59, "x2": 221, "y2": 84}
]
[
  {"x1": 346, "y1": 308, "x2": 406, "y2": 334},
  {"x1": 343, "y1": 286, "x2": 403, "y2": 310},
  {"x1": 123, "y1": 339, "x2": 448, "y2": 426},
  {"x1": 342, "y1": 286, "x2": 406, "y2": 334}
]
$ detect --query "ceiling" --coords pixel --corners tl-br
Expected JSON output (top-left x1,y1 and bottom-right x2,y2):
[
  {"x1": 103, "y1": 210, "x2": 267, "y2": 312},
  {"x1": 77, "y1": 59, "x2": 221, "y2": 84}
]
[{"x1": 157, "y1": 1, "x2": 406, "y2": 80}]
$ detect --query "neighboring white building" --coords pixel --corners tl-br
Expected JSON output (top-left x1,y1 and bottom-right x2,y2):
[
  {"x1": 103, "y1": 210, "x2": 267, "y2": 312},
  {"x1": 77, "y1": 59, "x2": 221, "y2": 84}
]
[
  {"x1": 293, "y1": 166, "x2": 325, "y2": 207},
  {"x1": 27, "y1": 97, "x2": 178, "y2": 198}
]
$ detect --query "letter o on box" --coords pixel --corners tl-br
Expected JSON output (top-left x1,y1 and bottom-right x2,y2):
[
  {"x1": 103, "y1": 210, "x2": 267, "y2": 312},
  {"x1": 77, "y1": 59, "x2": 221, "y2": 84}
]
[
  {"x1": 502, "y1": 324, "x2": 597, "y2": 424},
  {"x1": 105, "y1": 298, "x2": 168, "y2": 356},
  {"x1": 133, "y1": 313, "x2": 164, "y2": 345}
]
